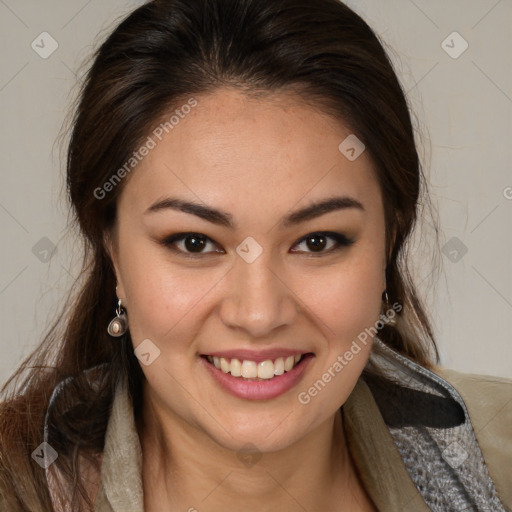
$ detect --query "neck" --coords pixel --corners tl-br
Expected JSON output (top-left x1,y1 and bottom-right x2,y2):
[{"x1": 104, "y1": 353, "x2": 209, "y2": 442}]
[{"x1": 136, "y1": 382, "x2": 372, "y2": 511}]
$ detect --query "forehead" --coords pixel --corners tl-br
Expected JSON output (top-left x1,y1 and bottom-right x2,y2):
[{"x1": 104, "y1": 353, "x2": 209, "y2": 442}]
[{"x1": 118, "y1": 88, "x2": 382, "y2": 222}]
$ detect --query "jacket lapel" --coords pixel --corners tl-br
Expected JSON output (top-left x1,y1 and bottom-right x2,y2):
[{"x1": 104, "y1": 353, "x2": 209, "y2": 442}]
[
  {"x1": 96, "y1": 373, "x2": 144, "y2": 512},
  {"x1": 343, "y1": 378, "x2": 431, "y2": 511}
]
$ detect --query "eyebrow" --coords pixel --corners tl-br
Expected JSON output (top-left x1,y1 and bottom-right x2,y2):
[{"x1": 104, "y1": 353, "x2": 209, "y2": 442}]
[{"x1": 144, "y1": 195, "x2": 364, "y2": 229}]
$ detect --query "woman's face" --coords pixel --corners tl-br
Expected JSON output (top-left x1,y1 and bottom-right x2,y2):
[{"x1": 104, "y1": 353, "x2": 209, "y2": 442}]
[{"x1": 108, "y1": 87, "x2": 387, "y2": 453}]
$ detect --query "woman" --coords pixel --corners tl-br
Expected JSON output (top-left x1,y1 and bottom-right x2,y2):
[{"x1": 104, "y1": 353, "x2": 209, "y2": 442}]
[{"x1": 0, "y1": 0, "x2": 510, "y2": 510}]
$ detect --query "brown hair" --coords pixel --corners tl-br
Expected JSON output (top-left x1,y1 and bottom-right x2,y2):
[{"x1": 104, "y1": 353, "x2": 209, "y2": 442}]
[{"x1": 0, "y1": 0, "x2": 440, "y2": 509}]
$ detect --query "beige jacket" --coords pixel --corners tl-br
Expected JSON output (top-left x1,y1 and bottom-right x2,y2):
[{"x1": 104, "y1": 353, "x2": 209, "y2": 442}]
[{"x1": 91, "y1": 338, "x2": 512, "y2": 511}]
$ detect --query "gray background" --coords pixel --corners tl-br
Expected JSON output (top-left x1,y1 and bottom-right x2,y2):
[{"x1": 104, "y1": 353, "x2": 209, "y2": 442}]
[{"x1": 0, "y1": 0, "x2": 511, "y2": 383}]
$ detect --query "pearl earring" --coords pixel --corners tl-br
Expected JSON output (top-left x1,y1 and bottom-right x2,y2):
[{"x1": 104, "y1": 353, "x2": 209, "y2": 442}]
[{"x1": 107, "y1": 298, "x2": 128, "y2": 337}]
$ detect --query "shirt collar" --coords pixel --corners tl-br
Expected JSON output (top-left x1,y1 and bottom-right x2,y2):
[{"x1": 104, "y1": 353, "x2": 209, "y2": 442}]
[{"x1": 100, "y1": 371, "x2": 144, "y2": 511}]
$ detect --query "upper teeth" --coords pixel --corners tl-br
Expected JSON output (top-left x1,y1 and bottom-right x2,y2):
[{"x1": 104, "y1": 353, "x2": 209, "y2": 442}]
[{"x1": 207, "y1": 355, "x2": 302, "y2": 379}]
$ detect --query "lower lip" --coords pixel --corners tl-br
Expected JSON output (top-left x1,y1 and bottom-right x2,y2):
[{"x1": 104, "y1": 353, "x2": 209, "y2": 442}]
[{"x1": 200, "y1": 354, "x2": 314, "y2": 400}]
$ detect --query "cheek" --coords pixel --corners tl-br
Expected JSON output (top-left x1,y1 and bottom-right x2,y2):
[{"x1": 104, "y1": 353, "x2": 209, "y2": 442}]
[
  {"x1": 293, "y1": 260, "x2": 382, "y2": 410},
  {"x1": 298, "y1": 257, "x2": 384, "y2": 343},
  {"x1": 117, "y1": 239, "x2": 209, "y2": 343}
]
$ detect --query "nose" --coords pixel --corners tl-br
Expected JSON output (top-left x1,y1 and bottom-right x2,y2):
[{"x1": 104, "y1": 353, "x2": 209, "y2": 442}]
[{"x1": 219, "y1": 250, "x2": 298, "y2": 338}]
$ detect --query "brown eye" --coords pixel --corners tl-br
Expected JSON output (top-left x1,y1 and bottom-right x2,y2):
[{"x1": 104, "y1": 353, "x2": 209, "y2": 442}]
[
  {"x1": 181, "y1": 234, "x2": 207, "y2": 253},
  {"x1": 161, "y1": 233, "x2": 223, "y2": 256},
  {"x1": 304, "y1": 234, "x2": 328, "y2": 252},
  {"x1": 291, "y1": 232, "x2": 355, "y2": 255}
]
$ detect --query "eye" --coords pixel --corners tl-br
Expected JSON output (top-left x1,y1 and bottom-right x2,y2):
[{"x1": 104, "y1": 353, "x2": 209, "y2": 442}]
[
  {"x1": 291, "y1": 231, "x2": 355, "y2": 256},
  {"x1": 161, "y1": 231, "x2": 355, "y2": 258},
  {"x1": 161, "y1": 233, "x2": 222, "y2": 257}
]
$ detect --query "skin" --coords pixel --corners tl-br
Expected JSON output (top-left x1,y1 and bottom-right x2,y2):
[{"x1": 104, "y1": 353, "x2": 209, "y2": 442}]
[{"x1": 107, "y1": 87, "x2": 387, "y2": 511}]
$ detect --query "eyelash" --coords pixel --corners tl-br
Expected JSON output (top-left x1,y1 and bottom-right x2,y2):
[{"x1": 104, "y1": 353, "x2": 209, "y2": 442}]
[{"x1": 160, "y1": 231, "x2": 355, "y2": 258}]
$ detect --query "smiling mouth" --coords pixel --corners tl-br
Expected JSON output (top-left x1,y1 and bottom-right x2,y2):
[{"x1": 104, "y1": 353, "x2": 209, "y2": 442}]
[{"x1": 202, "y1": 354, "x2": 311, "y2": 381}]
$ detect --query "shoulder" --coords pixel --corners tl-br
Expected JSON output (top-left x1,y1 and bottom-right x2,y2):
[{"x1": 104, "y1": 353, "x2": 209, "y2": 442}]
[
  {"x1": 429, "y1": 366, "x2": 512, "y2": 508},
  {"x1": 431, "y1": 365, "x2": 512, "y2": 403},
  {"x1": 430, "y1": 366, "x2": 512, "y2": 423}
]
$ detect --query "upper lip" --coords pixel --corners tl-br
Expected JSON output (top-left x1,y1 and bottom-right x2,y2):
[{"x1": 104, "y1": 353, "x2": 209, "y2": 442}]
[{"x1": 201, "y1": 349, "x2": 311, "y2": 363}]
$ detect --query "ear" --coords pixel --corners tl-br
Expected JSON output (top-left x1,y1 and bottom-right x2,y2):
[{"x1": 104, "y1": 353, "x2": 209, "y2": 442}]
[{"x1": 103, "y1": 228, "x2": 127, "y2": 303}]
